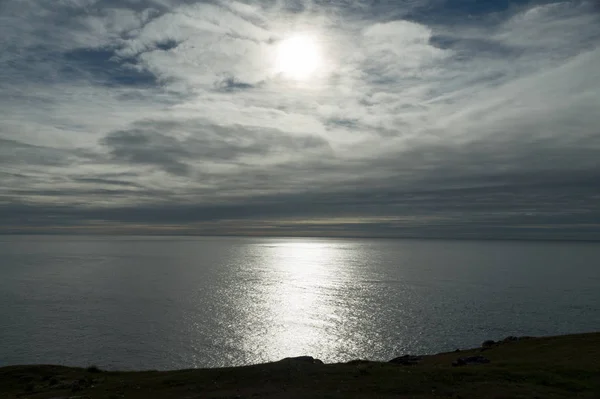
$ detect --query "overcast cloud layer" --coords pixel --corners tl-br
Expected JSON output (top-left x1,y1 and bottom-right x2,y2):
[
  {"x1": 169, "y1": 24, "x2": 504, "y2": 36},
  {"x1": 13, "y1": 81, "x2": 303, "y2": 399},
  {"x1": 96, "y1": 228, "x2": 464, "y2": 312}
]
[{"x1": 1, "y1": 0, "x2": 599, "y2": 239}]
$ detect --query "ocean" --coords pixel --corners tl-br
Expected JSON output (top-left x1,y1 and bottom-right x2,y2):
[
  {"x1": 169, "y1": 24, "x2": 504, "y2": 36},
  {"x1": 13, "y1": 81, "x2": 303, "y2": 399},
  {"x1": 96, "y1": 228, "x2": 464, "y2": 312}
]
[{"x1": 1, "y1": 235, "x2": 599, "y2": 370}]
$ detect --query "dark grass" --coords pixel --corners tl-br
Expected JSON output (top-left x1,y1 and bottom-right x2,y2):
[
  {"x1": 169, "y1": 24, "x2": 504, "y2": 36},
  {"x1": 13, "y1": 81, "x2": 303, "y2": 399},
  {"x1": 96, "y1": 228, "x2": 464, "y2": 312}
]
[{"x1": 1, "y1": 332, "x2": 599, "y2": 398}]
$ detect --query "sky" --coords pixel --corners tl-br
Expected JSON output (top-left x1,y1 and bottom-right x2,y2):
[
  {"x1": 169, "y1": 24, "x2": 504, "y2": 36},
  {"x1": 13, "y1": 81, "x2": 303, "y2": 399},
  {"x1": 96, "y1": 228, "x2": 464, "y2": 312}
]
[{"x1": 1, "y1": 0, "x2": 599, "y2": 239}]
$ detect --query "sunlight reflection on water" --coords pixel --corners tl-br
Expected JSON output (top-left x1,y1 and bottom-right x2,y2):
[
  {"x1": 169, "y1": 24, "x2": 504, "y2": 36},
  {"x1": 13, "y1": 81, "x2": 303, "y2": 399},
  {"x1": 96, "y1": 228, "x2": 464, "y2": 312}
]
[
  {"x1": 215, "y1": 239, "x2": 439, "y2": 365},
  {"x1": 1, "y1": 236, "x2": 600, "y2": 369},
  {"x1": 261, "y1": 241, "x2": 342, "y2": 359}
]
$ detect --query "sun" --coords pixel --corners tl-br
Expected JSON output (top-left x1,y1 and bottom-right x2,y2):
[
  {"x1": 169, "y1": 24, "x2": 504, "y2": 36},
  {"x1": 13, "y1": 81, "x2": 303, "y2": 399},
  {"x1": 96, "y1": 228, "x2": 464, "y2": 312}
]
[{"x1": 275, "y1": 34, "x2": 322, "y2": 80}]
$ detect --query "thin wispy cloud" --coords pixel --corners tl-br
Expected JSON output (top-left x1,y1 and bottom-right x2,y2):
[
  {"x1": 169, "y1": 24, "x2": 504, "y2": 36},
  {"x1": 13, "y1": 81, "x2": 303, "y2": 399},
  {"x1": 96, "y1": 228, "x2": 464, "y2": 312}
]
[{"x1": 1, "y1": 0, "x2": 599, "y2": 238}]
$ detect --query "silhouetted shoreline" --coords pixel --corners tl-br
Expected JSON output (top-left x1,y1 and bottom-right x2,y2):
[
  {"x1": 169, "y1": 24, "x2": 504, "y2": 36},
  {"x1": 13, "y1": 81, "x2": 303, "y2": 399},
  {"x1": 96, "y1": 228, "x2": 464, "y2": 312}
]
[{"x1": 2, "y1": 332, "x2": 598, "y2": 398}]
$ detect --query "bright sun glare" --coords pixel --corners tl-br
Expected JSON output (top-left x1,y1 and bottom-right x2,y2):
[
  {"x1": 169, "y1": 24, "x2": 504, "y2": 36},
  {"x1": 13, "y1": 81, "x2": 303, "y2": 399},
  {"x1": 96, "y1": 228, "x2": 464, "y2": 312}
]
[{"x1": 275, "y1": 35, "x2": 322, "y2": 80}]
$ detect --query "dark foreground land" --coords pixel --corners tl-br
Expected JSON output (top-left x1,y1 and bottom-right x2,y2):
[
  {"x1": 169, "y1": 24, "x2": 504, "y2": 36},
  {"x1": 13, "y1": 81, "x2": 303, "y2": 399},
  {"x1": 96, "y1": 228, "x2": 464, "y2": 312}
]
[{"x1": 2, "y1": 332, "x2": 599, "y2": 399}]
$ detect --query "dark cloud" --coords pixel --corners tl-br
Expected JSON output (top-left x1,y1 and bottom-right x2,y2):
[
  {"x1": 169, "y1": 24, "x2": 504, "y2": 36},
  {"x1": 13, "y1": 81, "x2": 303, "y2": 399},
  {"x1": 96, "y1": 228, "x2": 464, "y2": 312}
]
[
  {"x1": 101, "y1": 119, "x2": 331, "y2": 175},
  {"x1": 215, "y1": 76, "x2": 258, "y2": 92},
  {"x1": 0, "y1": 138, "x2": 78, "y2": 167},
  {"x1": 70, "y1": 177, "x2": 144, "y2": 187},
  {"x1": 154, "y1": 39, "x2": 180, "y2": 51},
  {"x1": 1, "y1": 173, "x2": 599, "y2": 239},
  {"x1": 324, "y1": 117, "x2": 359, "y2": 129},
  {"x1": 102, "y1": 128, "x2": 192, "y2": 175}
]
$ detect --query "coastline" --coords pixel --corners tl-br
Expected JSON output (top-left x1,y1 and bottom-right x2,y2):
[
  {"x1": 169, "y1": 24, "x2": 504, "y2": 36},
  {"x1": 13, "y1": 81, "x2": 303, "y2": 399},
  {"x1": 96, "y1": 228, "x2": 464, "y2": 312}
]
[{"x1": 2, "y1": 331, "x2": 599, "y2": 398}]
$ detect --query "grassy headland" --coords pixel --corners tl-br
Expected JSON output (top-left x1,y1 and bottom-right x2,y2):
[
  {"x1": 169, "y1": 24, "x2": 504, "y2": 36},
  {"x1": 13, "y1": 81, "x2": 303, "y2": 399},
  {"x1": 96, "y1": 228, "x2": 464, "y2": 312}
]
[{"x1": 1, "y1": 332, "x2": 599, "y2": 398}]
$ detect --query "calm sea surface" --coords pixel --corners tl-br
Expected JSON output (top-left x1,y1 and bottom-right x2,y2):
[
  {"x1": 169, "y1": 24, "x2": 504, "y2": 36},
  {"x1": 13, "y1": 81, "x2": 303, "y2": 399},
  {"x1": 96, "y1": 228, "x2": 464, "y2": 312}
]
[{"x1": 1, "y1": 235, "x2": 599, "y2": 370}]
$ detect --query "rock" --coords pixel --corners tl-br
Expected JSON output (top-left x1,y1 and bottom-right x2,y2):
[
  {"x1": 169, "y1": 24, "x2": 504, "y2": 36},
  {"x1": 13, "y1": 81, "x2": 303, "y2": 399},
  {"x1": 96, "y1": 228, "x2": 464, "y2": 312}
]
[
  {"x1": 502, "y1": 336, "x2": 519, "y2": 343},
  {"x1": 281, "y1": 356, "x2": 324, "y2": 365},
  {"x1": 389, "y1": 355, "x2": 422, "y2": 366},
  {"x1": 482, "y1": 340, "x2": 496, "y2": 348},
  {"x1": 452, "y1": 356, "x2": 490, "y2": 367}
]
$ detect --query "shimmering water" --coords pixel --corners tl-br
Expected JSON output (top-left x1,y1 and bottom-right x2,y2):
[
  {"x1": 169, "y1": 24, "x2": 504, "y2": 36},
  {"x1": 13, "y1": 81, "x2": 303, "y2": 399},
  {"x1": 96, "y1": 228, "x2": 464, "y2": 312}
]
[{"x1": 1, "y1": 235, "x2": 599, "y2": 370}]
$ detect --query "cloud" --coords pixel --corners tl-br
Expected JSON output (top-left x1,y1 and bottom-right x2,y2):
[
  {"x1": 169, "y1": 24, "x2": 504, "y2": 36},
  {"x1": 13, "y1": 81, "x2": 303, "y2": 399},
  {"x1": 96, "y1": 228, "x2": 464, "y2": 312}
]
[
  {"x1": 100, "y1": 119, "x2": 331, "y2": 176},
  {"x1": 0, "y1": 0, "x2": 599, "y2": 238},
  {"x1": 0, "y1": 138, "x2": 78, "y2": 167},
  {"x1": 215, "y1": 76, "x2": 258, "y2": 92}
]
